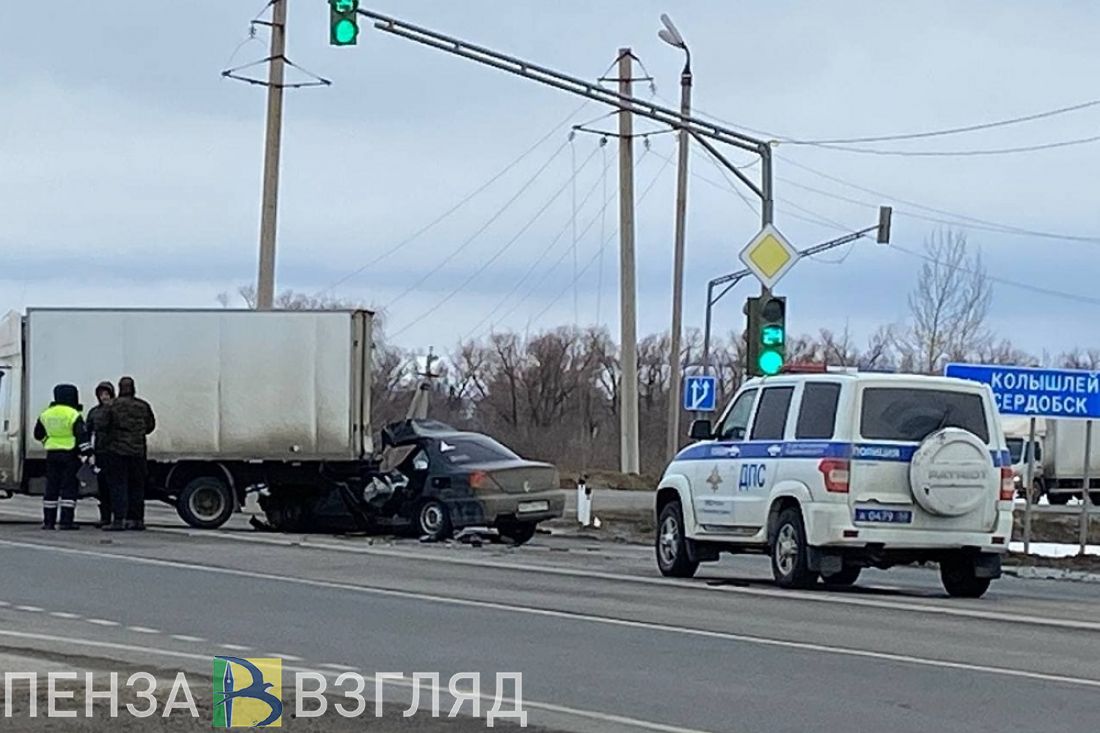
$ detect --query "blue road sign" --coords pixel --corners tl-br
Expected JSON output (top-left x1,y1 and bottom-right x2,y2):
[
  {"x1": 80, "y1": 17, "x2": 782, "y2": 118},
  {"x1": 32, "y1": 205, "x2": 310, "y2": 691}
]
[
  {"x1": 684, "y1": 375, "x2": 718, "y2": 412},
  {"x1": 945, "y1": 363, "x2": 1100, "y2": 420}
]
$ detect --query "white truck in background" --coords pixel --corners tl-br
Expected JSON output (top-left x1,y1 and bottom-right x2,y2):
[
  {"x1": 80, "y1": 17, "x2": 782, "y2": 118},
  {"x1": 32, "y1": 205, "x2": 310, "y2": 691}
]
[
  {"x1": 1001, "y1": 417, "x2": 1046, "y2": 503},
  {"x1": 1042, "y1": 419, "x2": 1100, "y2": 505},
  {"x1": 0, "y1": 308, "x2": 373, "y2": 528}
]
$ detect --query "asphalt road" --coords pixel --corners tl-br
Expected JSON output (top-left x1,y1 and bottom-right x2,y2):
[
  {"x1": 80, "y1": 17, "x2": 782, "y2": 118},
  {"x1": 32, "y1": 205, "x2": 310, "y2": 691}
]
[{"x1": 0, "y1": 497, "x2": 1098, "y2": 732}]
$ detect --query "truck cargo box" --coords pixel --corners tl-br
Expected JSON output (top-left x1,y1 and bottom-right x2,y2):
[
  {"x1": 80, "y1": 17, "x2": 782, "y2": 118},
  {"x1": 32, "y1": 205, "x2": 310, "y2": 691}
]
[{"x1": 15, "y1": 309, "x2": 372, "y2": 465}]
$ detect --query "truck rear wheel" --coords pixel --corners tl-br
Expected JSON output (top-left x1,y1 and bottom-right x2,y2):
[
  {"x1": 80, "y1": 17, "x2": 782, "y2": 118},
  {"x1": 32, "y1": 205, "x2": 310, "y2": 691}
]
[{"x1": 177, "y1": 477, "x2": 234, "y2": 529}]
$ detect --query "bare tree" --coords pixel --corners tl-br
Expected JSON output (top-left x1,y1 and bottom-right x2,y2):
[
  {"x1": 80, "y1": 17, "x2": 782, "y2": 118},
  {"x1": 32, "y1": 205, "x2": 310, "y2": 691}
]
[
  {"x1": 976, "y1": 339, "x2": 1038, "y2": 366},
  {"x1": 1059, "y1": 348, "x2": 1100, "y2": 370},
  {"x1": 900, "y1": 230, "x2": 992, "y2": 373}
]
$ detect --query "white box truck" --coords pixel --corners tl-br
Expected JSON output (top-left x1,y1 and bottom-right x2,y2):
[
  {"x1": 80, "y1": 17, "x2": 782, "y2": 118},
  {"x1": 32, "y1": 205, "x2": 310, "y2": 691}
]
[
  {"x1": 1001, "y1": 416, "x2": 1045, "y2": 502},
  {"x1": 1042, "y1": 419, "x2": 1100, "y2": 505},
  {"x1": 0, "y1": 308, "x2": 372, "y2": 528}
]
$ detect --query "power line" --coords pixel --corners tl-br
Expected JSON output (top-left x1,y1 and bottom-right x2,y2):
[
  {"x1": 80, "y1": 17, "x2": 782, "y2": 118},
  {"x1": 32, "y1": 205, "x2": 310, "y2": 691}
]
[
  {"x1": 795, "y1": 132, "x2": 1100, "y2": 157},
  {"x1": 776, "y1": 154, "x2": 1100, "y2": 244},
  {"x1": 318, "y1": 100, "x2": 588, "y2": 296},
  {"x1": 891, "y1": 244, "x2": 1100, "y2": 307},
  {"x1": 464, "y1": 147, "x2": 614, "y2": 341},
  {"x1": 526, "y1": 150, "x2": 673, "y2": 327},
  {"x1": 389, "y1": 144, "x2": 602, "y2": 338},
  {"x1": 382, "y1": 138, "x2": 572, "y2": 311}
]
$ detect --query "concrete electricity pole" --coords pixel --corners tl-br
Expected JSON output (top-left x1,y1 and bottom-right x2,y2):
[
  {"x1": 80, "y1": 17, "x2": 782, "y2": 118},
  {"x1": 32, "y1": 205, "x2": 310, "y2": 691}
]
[
  {"x1": 659, "y1": 14, "x2": 692, "y2": 462},
  {"x1": 617, "y1": 48, "x2": 640, "y2": 476},
  {"x1": 256, "y1": 0, "x2": 288, "y2": 310}
]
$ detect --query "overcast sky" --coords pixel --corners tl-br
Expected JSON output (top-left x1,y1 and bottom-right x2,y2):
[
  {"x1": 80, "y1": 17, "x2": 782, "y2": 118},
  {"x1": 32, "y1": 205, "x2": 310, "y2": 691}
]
[{"x1": 3, "y1": 1, "x2": 1099, "y2": 357}]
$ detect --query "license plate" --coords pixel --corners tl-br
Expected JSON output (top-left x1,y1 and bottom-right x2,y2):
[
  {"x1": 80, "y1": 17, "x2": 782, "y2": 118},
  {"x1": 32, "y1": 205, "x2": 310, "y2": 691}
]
[
  {"x1": 854, "y1": 507, "x2": 913, "y2": 524},
  {"x1": 518, "y1": 500, "x2": 550, "y2": 514}
]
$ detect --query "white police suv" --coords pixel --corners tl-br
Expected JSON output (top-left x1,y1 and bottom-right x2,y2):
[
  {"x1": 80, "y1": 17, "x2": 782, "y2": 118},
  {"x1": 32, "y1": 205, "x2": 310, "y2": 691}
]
[{"x1": 655, "y1": 371, "x2": 1014, "y2": 598}]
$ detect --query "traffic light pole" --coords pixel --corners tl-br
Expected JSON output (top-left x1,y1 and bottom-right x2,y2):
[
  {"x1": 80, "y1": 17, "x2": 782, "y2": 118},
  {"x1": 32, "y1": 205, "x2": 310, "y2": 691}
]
[
  {"x1": 700, "y1": 220, "x2": 886, "y2": 377},
  {"x1": 255, "y1": 0, "x2": 288, "y2": 310}
]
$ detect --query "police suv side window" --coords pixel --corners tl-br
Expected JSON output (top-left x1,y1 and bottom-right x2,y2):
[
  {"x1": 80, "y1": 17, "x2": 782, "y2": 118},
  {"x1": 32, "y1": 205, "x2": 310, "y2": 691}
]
[
  {"x1": 750, "y1": 387, "x2": 794, "y2": 441},
  {"x1": 795, "y1": 383, "x2": 841, "y2": 440},
  {"x1": 716, "y1": 389, "x2": 757, "y2": 441}
]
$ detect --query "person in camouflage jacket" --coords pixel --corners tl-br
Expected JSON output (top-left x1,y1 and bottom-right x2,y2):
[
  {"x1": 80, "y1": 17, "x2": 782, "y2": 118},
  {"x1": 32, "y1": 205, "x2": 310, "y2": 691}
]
[{"x1": 105, "y1": 377, "x2": 156, "y2": 530}]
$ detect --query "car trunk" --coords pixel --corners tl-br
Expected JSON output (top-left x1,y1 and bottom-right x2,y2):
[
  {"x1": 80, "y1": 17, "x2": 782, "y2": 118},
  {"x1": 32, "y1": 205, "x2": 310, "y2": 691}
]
[
  {"x1": 469, "y1": 461, "x2": 560, "y2": 495},
  {"x1": 848, "y1": 384, "x2": 1000, "y2": 533}
]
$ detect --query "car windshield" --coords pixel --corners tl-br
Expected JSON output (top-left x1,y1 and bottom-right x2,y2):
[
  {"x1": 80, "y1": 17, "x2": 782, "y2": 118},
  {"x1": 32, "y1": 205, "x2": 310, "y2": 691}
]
[
  {"x1": 860, "y1": 387, "x2": 990, "y2": 443},
  {"x1": 435, "y1": 435, "x2": 519, "y2": 465},
  {"x1": 1007, "y1": 437, "x2": 1024, "y2": 464}
]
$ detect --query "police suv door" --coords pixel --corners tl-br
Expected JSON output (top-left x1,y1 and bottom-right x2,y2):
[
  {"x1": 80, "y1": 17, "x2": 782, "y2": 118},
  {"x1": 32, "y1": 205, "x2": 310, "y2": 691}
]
[
  {"x1": 692, "y1": 388, "x2": 757, "y2": 528},
  {"x1": 738, "y1": 384, "x2": 796, "y2": 530}
]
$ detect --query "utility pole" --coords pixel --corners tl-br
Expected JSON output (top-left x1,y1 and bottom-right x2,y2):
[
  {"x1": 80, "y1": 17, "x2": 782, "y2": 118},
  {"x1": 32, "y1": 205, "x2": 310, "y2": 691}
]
[
  {"x1": 256, "y1": 0, "x2": 288, "y2": 310},
  {"x1": 660, "y1": 15, "x2": 692, "y2": 462},
  {"x1": 617, "y1": 48, "x2": 640, "y2": 476}
]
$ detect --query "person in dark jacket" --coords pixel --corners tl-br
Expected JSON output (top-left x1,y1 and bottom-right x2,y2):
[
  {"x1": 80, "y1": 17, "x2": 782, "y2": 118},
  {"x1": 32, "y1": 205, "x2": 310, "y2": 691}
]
[
  {"x1": 87, "y1": 381, "x2": 117, "y2": 528},
  {"x1": 33, "y1": 384, "x2": 92, "y2": 530},
  {"x1": 107, "y1": 376, "x2": 155, "y2": 530}
]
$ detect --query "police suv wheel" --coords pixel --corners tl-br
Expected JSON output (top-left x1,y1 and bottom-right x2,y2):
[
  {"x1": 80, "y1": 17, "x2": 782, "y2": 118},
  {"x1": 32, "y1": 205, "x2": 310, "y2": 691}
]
[
  {"x1": 417, "y1": 499, "x2": 452, "y2": 541},
  {"x1": 771, "y1": 507, "x2": 818, "y2": 589},
  {"x1": 177, "y1": 477, "x2": 234, "y2": 529},
  {"x1": 940, "y1": 556, "x2": 992, "y2": 598},
  {"x1": 656, "y1": 500, "x2": 699, "y2": 578}
]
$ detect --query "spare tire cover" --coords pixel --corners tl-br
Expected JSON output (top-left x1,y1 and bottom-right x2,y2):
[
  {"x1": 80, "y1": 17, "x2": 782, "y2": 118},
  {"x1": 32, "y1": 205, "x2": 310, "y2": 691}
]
[{"x1": 909, "y1": 428, "x2": 994, "y2": 517}]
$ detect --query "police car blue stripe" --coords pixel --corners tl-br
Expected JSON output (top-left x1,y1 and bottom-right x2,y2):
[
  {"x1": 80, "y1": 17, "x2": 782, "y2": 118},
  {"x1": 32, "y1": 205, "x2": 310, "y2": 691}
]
[{"x1": 674, "y1": 441, "x2": 1007, "y2": 466}]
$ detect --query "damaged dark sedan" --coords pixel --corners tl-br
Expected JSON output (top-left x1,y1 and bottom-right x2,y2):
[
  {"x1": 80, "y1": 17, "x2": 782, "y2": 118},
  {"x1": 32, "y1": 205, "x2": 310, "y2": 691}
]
[{"x1": 255, "y1": 420, "x2": 565, "y2": 544}]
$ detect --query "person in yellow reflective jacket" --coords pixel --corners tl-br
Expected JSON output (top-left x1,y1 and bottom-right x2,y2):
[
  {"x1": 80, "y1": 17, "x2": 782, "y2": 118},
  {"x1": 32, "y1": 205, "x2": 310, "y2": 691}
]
[{"x1": 33, "y1": 384, "x2": 93, "y2": 530}]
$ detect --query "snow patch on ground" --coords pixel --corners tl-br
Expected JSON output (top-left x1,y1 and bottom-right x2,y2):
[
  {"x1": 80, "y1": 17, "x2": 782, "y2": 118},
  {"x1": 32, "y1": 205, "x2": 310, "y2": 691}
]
[{"x1": 1008, "y1": 541, "x2": 1100, "y2": 557}]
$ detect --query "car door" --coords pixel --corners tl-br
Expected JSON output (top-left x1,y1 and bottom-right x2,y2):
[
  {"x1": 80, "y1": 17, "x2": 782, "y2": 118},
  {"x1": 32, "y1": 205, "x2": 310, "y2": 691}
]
[
  {"x1": 738, "y1": 385, "x2": 796, "y2": 530},
  {"x1": 692, "y1": 388, "x2": 757, "y2": 528}
]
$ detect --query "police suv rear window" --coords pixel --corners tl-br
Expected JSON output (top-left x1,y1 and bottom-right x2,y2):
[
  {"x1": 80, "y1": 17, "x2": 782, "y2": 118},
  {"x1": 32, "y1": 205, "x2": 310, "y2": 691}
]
[
  {"x1": 795, "y1": 383, "x2": 841, "y2": 440},
  {"x1": 860, "y1": 388, "x2": 989, "y2": 443}
]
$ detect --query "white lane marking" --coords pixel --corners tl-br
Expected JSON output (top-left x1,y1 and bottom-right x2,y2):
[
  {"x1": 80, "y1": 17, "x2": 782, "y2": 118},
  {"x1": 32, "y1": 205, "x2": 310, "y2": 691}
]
[
  {"x1": 319, "y1": 663, "x2": 357, "y2": 671},
  {"x1": 49, "y1": 611, "x2": 81, "y2": 619},
  {"x1": 219, "y1": 644, "x2": 252, "y2": 652},
  {"x1": 0, "y1": 601, "x2": 10, "y2": 607},
  {"x1": 147, "y1": 525, "x2": 1100, "y2": 632},
  {"x1": 171, "y1": 634, "x2": 206, "y2": 643},
  {"x1": 15, "y1": 605, "x2": 43, "y2": 612},
  {"x1": 1, "y1": 538, "x2": 1097, "y2": 689},
  {"x1": 86, "y1": 619, "x2": 120, "y2": 627},
  {"x1": 0, "y1": 629, "x2": 713, "y2": 733},
  {"x1": 271, "y1": 653, "x2": 303, "y2": 661},
  {"x1": 128, "y1": 626, "x2": 160, "y2": 634}
]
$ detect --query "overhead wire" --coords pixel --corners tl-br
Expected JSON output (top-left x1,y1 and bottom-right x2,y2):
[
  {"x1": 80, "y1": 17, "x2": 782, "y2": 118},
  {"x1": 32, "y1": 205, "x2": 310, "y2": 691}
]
[
  {"x1": 793, "y1": 133, "x2": 1100, "y2": 157},
  {"x1": 525, "y1": 146, "x2": 673, "y2": 328},
  {"x1": 389, "y1": 144, "x2": 602, "y2": 338},
  {"x1": 464, "y1": 143, "x2": 615, "y2": 341},
  {"x1": 318, "y1": 100, "x2": 590, "y2": 296}
]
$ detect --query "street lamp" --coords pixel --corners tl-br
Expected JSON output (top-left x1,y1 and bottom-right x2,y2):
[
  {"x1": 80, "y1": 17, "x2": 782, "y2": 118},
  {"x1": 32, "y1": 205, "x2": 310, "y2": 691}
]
[{"x1": 660, "y1": 13, "x2": 693, "y2": 463}]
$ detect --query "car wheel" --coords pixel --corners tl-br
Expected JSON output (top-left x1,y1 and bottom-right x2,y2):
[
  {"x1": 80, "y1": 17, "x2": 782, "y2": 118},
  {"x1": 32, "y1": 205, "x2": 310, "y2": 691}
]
[
  {"x1": 499, "y1": 522, "x2": 537, "y2": 546},
  {"x1": 656, "y1": 500, "x2": 699, "y2": 578},
  {"x1": 177, "y1": 477, "x2": 234, "y2": 529},
  {"x1": 940, "y1": 556, "x2": 992, "y2": 598},
  {"x1": 771, "y1": 507, "x2": 819, "y2": 589},
  {"x1": 416, "y1": 499, "x2": 452, "y2": 541},
  {"x1": 822, "y1": 565, "x2": 861, "y2": 587}
]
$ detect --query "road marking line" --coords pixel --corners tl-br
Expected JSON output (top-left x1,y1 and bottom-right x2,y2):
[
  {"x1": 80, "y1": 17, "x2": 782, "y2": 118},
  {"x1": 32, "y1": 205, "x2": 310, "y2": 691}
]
[
  {"x1": 0, "y1": 538, "x2": 1097, "y2": 689},
  {"x1": 128, "y1": 626, "x2": 160, "y2": 634},
  {"x1": 15, "y1": 605, "x2": 43, "y2": 613},
  {"x1": 86, "y1": 619, "x2": 119, "y2": 627},
  {"x1": 319, "y1": 663, "x2": 358, "y2": 672},
  {"x1": 49, "y1": 612, "x2": 81, "y2": 619},
  {"x1": 0, "y1": 601, "x2": 10, "y2": 607},
  {"x1": 171, "y1": 634, "x2": 206, "y2": 643},
  {"x1": 150, "y1": 526, "x2": 1100, "y2": 633},
  {"x1": 270, "y1": 653, "x2": 303, "y2": 661},
  {"x1": 219, "y1": 644, "x2": 252, "y2": 652},
  {"x1": 0, "y1": 629, "x2": 714, "y2": 733}
]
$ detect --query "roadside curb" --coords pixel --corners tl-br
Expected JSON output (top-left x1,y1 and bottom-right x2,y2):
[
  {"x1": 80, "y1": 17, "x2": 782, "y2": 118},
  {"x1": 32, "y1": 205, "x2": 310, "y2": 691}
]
[{"x1": 1003, "y1": 565, "x2": 1100, "y2": 583}]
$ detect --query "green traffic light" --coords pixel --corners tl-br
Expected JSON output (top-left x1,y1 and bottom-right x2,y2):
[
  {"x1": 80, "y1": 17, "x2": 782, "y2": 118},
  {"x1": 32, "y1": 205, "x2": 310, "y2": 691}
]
[
  {"x1": 333, "y1": 18, "x2": 358, "y2": 44},
  {"x1": 758, "y1": 350, "x2": 784, "y2": 376}
]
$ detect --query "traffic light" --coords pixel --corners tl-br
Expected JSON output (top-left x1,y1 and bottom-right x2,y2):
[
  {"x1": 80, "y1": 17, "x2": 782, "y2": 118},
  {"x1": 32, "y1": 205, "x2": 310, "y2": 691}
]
[
  {"x1": 746, "y1": 295, "x2": 787, "y2": 377},
  {"x1": 329, "y1": 0, "x2": 359, "y2": 46}
]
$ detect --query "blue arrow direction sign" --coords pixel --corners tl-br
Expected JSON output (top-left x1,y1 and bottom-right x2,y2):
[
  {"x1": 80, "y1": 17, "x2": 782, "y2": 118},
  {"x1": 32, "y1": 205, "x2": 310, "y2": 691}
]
[
  {"x1": 945, "y1": 363, "x2": 1100, "y2": 420},
  {"x1": 683, "y1": 375, "x2": 718, "y2": 412}
]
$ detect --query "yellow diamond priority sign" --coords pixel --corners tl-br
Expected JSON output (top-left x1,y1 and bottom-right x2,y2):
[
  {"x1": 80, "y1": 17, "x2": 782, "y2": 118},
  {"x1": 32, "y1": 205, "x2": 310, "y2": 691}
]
[{"x1": 738, "y1": 224, "x2": 799, "y2": 290}]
